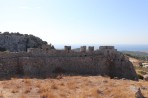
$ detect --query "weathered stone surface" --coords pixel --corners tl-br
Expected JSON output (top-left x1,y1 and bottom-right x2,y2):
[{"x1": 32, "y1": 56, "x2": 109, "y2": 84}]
[
  {"x1": 88, "y1": 46, "x2": 94, "y2": 52},
  {"x1": 0, "y1": 32, "x2": 47, "y2": 52},
  {"x1": 0, "y1": 46, "x2": 138, "y2": 80}
]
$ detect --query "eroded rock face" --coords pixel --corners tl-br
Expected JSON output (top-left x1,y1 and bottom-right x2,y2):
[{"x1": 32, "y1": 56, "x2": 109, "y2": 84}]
[{"x1": 0, "y1": 32, "x2": 47, "y2": 52}]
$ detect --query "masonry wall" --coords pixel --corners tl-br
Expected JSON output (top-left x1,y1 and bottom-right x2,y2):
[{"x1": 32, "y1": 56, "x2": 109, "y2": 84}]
[
  {"x1": 0, "y1": 52, "x2": 28, "y2": 76},
  {"x1": 0, "y1": 58, "x2": 18, "y2": 76},
  {"x1": 19, "y1": 55, "x2": 110, "y2": 76},
  {"x1": 0, "y1": 47, "x2": 138, "y2": 80}
]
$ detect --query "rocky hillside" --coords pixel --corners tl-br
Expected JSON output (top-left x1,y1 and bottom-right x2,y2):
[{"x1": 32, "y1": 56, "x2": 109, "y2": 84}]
[{"x1": 0, "y1": 32, "x2": 47, "y2": 52}]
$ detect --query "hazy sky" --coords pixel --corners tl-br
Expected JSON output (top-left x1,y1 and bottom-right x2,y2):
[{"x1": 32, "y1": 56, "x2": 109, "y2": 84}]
[{"x1": 0, "y1": 0, "x2": 148, "y2": 45}]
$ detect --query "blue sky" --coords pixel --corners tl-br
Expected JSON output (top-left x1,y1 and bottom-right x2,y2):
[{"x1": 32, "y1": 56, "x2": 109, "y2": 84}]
[{"x1": 0, "y1": 0, "x2": 148, "y2": 45}]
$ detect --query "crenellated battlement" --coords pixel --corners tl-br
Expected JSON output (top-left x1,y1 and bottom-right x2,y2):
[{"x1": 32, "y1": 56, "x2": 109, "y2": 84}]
[
  {"x1": 27, "y1": 45, "x2": 117, "y2": 54},
  {"x1": 64, "y1": 46, "x2": 71, "y2": 51}
]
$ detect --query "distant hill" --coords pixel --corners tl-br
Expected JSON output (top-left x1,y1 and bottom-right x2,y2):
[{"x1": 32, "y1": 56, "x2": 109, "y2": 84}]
[
  {"x1": 0, "y1": 32, "x2": 47, "y2": 52},
  {"x1": 122, "y1": 51, "x2": 148, "y2": 56},
  {"x1": 121, "y1": 51, "x2": 148, "y2": 61},
  {"x1": 141, "y1": 51, "x2": 148, "y2": 53}
]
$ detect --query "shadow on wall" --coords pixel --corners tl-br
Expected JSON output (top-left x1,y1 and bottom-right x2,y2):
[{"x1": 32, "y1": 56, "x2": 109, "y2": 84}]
[
  {"x1": 52, "y1": 67, "x2": 67, "y2": 74},
  {"x1": 0, "y1": 47, "x2": 7, "y2": 52},
  {"x1": 0, "y1": 72, "x2": 108, "y2": 81}
]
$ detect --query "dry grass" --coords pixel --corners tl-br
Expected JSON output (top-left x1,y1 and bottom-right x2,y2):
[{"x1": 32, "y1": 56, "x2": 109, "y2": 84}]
[
  {"x1": 20, "y1": 95, "x2": 27, "y2": 98},
  {"x1": 129, "y1": 57, "x2": 141, "y2": 66},
  {"x1": 23, "y1": 79, "x2": 32, "y2": 86},
  {"x1": 0, "y1": 76, "x2": 147, "y2": 98},
  {"x1": 51, "y1": 84, "x2": 58, "y2": 89},
  {"x1": 67, "y1": 82, "x2": 76, "y2": 89},
  {"x1": 38, "y1": 86, "x2": 49, "y2": 93},
  {"x1": 11, "y1": 89, "x2": 19, "y2": 93},
  {"x1": 40, "y1": 92, "x2": 57, "y2": 98},
  {"x1": 36, "y1": 82, "x2": 41, "y2": 88},
  {"x1": 24, "y1": 87, "x2": 31, "y2": 94},
  {"x1": 0, "y1": 93, "x2": 3, "y2": 98}
]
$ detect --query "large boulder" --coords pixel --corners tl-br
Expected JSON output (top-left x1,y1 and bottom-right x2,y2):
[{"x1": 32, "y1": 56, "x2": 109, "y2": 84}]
[{"x1": 135, "y1": 88, "x2": 145, "y2": 98}]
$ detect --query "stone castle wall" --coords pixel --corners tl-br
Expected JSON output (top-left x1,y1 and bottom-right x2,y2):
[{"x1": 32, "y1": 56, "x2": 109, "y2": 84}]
[
  {"x1": 19, "y1": 55, "x2": 109, "y2": 76},
  {"x1": 0, "y1": 46, "x2": 138, "y2": 80}
]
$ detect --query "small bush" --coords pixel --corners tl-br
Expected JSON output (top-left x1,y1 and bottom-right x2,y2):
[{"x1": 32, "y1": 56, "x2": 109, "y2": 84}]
[
  {"x1": 11, "y1": 89, "x2": 19, "y2": 93},
  {"x1": 137, "y1": 73, "x2": 144, "y2": 79},
  {"x1": 40, "y1": 92, "x2": 56, "y2": 98},
  {"x1": 51, "y1": 84, "x2": 58, "y2": 89}
]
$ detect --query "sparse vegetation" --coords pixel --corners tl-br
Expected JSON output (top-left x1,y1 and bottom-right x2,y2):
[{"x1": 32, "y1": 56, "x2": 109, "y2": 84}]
[
  {"x1": 124, "y1": 52, "x2": 148, "y2": 80},
  {"x1": 24, "y1": 87, "x2": 31, "y2": 94},
  {"x1": 40, "y1": 92, "x2": 57, "y2": 98},
  {"x1": 11, "y1": 89, "x2": 19, "y2": 93},
  {"x1": 51, "y1": 84, "x2": 58, "y2": 89},
  {"x1": 122, "y1": 51, "x2": 148, "y2": 61},
  {"x1": 0, "y1": 76, "x2": 147, "y2": 98},
  {"x1": 134, "y1": 66, "x2": 148, "y2": 79}
]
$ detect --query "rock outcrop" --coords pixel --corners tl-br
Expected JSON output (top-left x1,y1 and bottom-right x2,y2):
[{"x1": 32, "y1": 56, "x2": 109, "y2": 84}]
[
  {"x1": 135, "y1": 88, "x2": 145, "y2": 98},
  {"x1": 0, "y1": 32, "x2": 47, "y2": 52}
]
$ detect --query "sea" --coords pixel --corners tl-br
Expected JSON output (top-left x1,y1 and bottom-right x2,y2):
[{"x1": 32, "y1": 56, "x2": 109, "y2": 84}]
[{"x1": 54, "y1": 44, "x2": 148, "y2": 51}]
